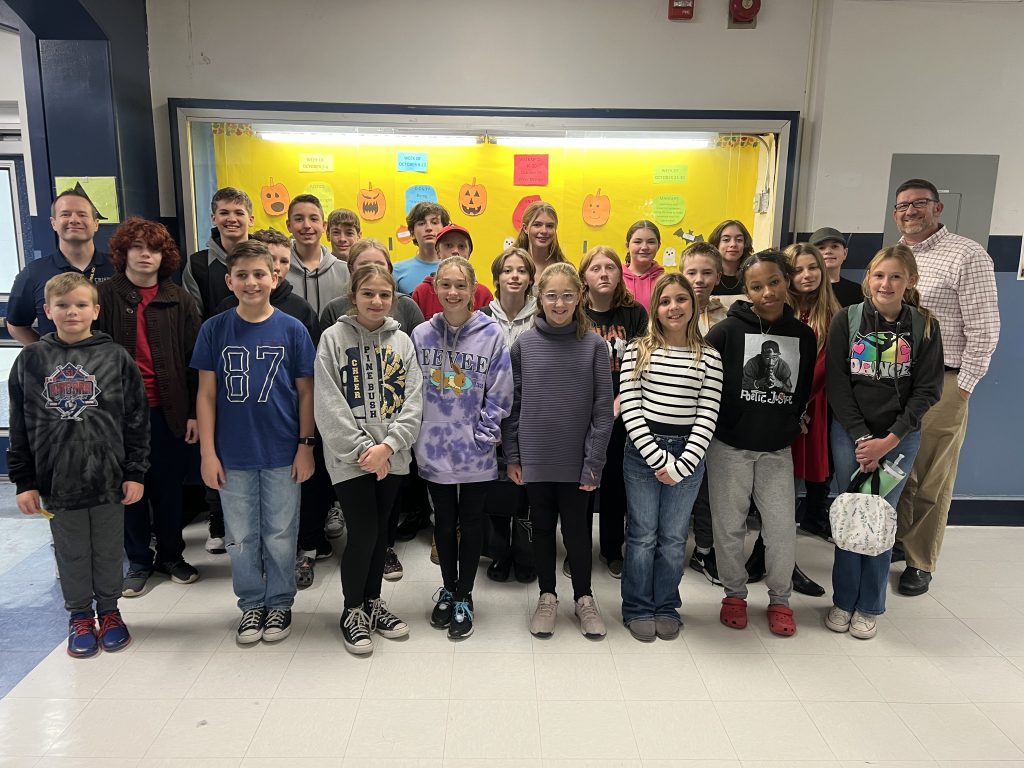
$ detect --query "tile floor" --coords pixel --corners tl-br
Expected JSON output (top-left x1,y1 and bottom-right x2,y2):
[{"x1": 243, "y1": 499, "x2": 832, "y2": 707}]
[{"x1": 2, "y1": 491, "x2": 1024, "y2": 766}]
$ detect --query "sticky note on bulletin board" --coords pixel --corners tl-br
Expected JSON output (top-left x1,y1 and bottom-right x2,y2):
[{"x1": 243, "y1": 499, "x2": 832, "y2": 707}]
[
  {"x1": 514, "y1": 154, "x2": 549, "y2": 186},
  {"x1": 299, "y1": 153, "x2": 333, "y2": 173},
  {"x1": 397, "y1": 152, "x2": 428, "y2": 172}
]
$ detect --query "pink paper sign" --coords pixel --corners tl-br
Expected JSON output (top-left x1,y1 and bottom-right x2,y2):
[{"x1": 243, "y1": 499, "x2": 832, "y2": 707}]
[{"x1": 514, "y1": 154, "x2": 549, "y2": 186}]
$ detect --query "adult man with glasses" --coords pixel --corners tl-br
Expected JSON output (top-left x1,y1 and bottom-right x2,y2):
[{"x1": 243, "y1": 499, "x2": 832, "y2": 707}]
[{"x1": 890, "y1": 178, "x2": 999, "y2": 596}]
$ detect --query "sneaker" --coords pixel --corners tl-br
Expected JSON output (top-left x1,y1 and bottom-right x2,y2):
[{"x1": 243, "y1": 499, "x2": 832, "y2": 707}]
[
  {"x1": 67, "y1": 612, "x2": 99, "y2": 658},
  {"x1": 562, "y1": 557, "x2": 571, "y2": 578},
  {"x1": 382, "y1": 548, "x2": 404, "y2": 581},
  {"x1": 263, "y1": 608, "x2": 292, "y2": 642},
  {"x1": 430, "y1": 586, "x2": 454, "y2": 628},
  {"x1": 850, "y1": 610, "x2": 877, "y2": 639},
  {"x1": 689, "y1": 548, "x2": 723, "y2": 586},
  {"x1": 367, "y1": 597, "x2": 409, "y2": 639},
  {"x1": 430, "y1": 537, "x2": 440, "y2": 566},
  {"x1": 97, "y1": 609, "x2": 132, "y2": 652},
  {"x1": 154, "y1": 560, "x2": 199, "y2": 585},
  {"x1": 295, "y1": 554, "x2": 315, "y2": 589},
  {"x1": 205, "y1": 534, "x2": 226, "y2": 554},
  {"x1": 325, "y1": 503, "x2": 346, "y2": 539},
  {"x1": 575, "y1": 595, "x2": 606, "y2": 639},
  {"x1": 825, "y1": 606, "x2": 852, "y2": 633},
  {"x1": 237, "y1": 607, "x2": 267, "y2": 644},
  {"x1": 315, "y1": 542, "x2": 334, "y2": 560},
  {"x1": 530, "y1": 593, "x2": 558, "y2": 637},
  {"x1": 122, "y1": 569, "x2": 151, "y2": 597},
  {"x1": 607, "y1": 559, "x2": 623, "y2": 579},
  {"x1": 448, "y1": 596, "x2": 474, "y2": 640},
  {"x1": 340, "y1": 606, "x2": 373, "y2": 654}
]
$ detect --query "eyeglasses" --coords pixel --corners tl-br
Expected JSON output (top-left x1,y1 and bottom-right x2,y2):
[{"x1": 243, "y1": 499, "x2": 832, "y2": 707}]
[
  {"x1": 540, "y1": 291, "x2": 579, "y2": 304},
  {"x1": 894, "y1": 198, "x2": 938, "y2": 212}
]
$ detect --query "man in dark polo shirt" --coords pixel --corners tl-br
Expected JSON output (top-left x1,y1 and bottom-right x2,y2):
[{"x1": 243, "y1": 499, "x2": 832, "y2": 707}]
[
  {"x1": 809, "y1": 227, "x2": 863, "y2": 308},
  {"x1": 6, "y1": 189, "x2": 114, "y2": 344}
]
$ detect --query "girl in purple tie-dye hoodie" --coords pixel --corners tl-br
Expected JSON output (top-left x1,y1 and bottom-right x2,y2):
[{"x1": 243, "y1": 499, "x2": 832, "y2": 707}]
[{"x1": 411, "y1": 257, "x2": 513, "y2": 641}]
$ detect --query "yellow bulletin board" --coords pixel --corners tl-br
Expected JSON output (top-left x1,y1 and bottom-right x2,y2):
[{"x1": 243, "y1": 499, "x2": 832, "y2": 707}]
[{"x1": 210, "y1": 123, "x2": 762, "y2": 290}]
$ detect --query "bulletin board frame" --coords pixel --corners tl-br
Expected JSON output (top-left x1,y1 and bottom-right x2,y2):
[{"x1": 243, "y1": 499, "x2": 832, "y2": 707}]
[{"x1": 168, "y1": 99, "x2": 800, "y2": 261}]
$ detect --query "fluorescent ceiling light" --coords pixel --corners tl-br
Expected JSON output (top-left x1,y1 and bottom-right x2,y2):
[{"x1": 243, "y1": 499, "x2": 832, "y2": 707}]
[
  {"x1": 490, "y1": 134, "x2": 715, "y2": 149},
  {"x1": 256, "y1": 130, "x2": 479, "y2": 146}
]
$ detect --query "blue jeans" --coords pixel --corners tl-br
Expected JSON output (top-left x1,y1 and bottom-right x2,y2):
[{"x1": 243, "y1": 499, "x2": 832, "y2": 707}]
[
  {"x1": 830, "y1": 422, "x2": 922, "y2": 615},
  {"x1": 219, "y1": 465, "x2": 301, "y2": 611},
  {"x1": 621, "y1": 435, "x2": 705, "y2": 625}
]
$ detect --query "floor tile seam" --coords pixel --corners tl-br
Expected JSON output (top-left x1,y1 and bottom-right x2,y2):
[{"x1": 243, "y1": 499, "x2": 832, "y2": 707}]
[
  {"x1": 970, "y1": 701, "x2": 1024, "y2": 758},
  {"x1": 43, "y1": 695, "x2": 179, "y2": 760},
  {"x1": 886, "y1": 698, "x2": 985, "y2": 762}
]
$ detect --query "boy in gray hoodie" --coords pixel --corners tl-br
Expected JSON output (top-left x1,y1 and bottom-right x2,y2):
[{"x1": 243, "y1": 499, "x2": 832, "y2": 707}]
[
  {"x1": 314, "y1": 264, "x2": 423, "y2": 654},
  {"x1": 285, "y1": 194, "x2": 350, "y2": 317}
]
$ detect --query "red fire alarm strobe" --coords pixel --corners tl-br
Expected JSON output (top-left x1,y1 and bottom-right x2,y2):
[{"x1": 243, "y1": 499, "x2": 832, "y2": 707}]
[
  {"x1": 668, "y1": 0, "x2": 695, "y2": 21},
  {"x1": 729, "y1": 0, "x2": 760, "y2": 24}
]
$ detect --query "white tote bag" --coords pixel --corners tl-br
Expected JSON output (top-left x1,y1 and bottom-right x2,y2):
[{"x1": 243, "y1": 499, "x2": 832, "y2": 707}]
[{"x1": 829, "y1": 471, "x2": 897, "y2": 557}]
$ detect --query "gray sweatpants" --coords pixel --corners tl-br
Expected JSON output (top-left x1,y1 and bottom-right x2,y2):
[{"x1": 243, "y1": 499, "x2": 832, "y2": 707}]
[
  {"x1": 50, "y1": 503, "x2": 124, "y2": 614},
  {"x1": 707, "y1": 438, "x2": 795, "y2": 605}
]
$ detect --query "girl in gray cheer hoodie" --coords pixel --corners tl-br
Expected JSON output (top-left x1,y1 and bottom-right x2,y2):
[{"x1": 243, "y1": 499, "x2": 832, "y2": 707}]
[
  {"x1": 412, "y1": 256, "x2": 514, "y2": 641},
  {"x1": 314, "y1": 264, "x2": 423, "y2": 656}
]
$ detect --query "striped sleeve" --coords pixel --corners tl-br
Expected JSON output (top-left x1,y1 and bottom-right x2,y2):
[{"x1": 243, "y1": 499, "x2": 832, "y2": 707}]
[
  {"x1": 669, "y1": 348, "x2": 723, "y2": 482},
  {"x1": 619, "y1": 343, "x2": 671, "y2": 472}
]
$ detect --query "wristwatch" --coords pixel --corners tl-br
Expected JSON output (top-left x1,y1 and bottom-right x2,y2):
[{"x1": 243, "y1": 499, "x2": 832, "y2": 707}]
[{"x1": 298, "y1": 436, "x2": 317, "y2": 446}]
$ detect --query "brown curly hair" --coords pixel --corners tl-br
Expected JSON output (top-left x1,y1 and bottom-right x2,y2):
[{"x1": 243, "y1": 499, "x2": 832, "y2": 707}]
[{"x1": 108, "y1": 217, "x2": 181, "y2": 280}]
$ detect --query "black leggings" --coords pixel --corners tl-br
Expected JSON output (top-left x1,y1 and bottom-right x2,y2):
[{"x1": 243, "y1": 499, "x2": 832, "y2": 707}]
[
  {"x1": 588, "y1": 416, "x2": 627, "y2": 562},
  {"x1": 527, "y1": 482, "x2": 592, "y2": 601},
  {"x1": 426, "y1": 480, "x2": 492, "y2": 599},
  {"x1": 335, "y1": 473, "x2": 401, "y2": 610}
]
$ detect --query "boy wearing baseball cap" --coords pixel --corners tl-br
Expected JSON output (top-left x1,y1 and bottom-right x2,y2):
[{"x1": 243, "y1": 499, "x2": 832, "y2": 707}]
[
  {"x1": 410, "y1": 224, "x2": 493, "y2": 319},
  {"x1": 809, "y1": 227, "x2": 862, "y2": 308}
]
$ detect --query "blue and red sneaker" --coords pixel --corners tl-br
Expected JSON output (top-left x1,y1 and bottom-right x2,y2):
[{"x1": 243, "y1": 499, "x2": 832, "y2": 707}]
[
  {"x1": 97, "y1": 609, "x2": 132, "y2": 652},
  {"x1": 67, "y1": 612, "x2": 99, "y2": 658}
]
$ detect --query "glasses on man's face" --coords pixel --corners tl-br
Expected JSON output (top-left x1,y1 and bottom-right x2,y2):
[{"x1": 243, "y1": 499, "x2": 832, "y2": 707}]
[
  {"x1": 541, "y1": 291, "x2": 578, "y2": 304},
  {"x1": 894, "y1": 198, "x2": 938, "y2": 212}
]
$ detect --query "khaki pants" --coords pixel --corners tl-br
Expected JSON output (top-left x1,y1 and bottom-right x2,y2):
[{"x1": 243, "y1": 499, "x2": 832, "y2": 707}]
[{"x1": 895, "y1": 371, "x2": 969, "y2": 572}]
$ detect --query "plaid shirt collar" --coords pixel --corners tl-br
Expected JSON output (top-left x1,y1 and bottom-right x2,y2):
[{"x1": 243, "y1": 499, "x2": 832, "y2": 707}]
[{"x1": 900, "y1": 224, "x2": 948, "y2": 251}]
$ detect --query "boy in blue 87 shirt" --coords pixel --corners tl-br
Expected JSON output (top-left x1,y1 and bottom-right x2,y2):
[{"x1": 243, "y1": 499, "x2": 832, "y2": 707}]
[{"x1": 192, "y1": 240, "x2": 317, "y2": 644}]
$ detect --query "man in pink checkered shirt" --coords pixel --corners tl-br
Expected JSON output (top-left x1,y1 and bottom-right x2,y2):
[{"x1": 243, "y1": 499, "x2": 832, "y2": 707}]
[{"x1": 890, "y1": 178, "x2": 1000, "y2": 597}]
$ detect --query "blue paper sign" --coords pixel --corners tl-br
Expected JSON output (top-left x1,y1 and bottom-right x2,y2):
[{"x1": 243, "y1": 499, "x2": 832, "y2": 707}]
[
  {"x1": 405, "y1": 185, "x2": 438, "y2": 213},
  {"x1": 397, "y1": 152, "x2": 428, "y2": 173}
]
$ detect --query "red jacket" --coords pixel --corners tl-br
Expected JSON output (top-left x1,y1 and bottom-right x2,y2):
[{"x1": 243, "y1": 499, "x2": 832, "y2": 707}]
[
  {"x1": 411, "y1": 275, "x2": 494, "y2": 320},
  {"x1": 791, "y1": 335, "x2": 830, "y2": 483}
]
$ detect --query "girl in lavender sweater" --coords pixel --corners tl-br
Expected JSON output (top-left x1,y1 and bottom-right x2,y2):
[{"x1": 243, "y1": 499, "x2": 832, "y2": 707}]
[{"x1": 502, "y1": 263, "x2": 613, "y2": 640}]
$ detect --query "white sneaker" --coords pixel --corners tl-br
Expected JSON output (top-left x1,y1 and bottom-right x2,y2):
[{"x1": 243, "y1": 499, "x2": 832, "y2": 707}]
[
  {"x1": 574, "y1": 595, "x2": 606, "y2": 639},
  {"x1": 530, "y1": 593, "x2": 558, "y2": 637},
  {"x1": 205, "y1": 535, "x2": 226, "y2": 554},
  {"x1": 825, "y1": 606, "x2": 852, "y2": 633},
  {"x1": 325, "y1": 503, "x2": 346, "y2": 539},
  {"x1": 850, "y1": 610, "x2": 877, "y2": 639}
]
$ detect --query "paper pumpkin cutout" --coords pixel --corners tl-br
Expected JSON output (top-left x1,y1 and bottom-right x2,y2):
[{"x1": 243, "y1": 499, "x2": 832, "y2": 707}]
[
  {"x1": 512, "y1": 195, "x2": 542, "y2": 231},
  {"x1": 582, "y1": 188, "x2": 611, "y2": 227},
  {"x1": 357, "y1": 183, "x2": 386, "y2": 221},
  {"x1": 459, "y1": 178, "x2": 487, "y2": 216},
  {"x1": 396, "y1": 224, "x2": 413, "y2": 245},
  {"x1": 261, "y1": 178, "x2": 289, "y2": 216}
]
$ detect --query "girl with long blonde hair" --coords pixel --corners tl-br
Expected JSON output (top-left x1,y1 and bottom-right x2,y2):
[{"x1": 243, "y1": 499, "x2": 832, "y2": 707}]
[
  {"x1": 824, "y1": 244, "x2": 943, "y2": 639},
  {"x1": 513, "y1": 202, "x2": 567, "y2": 275},
  {"x1": 619, "y1": 273, "x2": 723, "y2": 641}
]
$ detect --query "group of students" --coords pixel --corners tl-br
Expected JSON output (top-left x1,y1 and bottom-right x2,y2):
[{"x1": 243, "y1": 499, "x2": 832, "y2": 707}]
[{"x1": 8, "y1": 185, "x2": 943, "y2": 659}]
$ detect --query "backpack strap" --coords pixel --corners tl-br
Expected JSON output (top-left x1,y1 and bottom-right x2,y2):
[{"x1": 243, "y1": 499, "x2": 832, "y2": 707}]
[
  {"x1": 846, "y1": 302, "x2": 864, "y2": 352},
  {"x1": 849, "y1": 301, "x2": 924, "y2": 351},
  {"x1": 908, "y1": 305, "x2": 925, "y2": 350}
]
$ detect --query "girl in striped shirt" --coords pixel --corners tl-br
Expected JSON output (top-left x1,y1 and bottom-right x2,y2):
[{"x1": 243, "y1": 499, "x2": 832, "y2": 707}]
[{"x1": 619, "y1": 273, "x2": 724, "y2": 641}]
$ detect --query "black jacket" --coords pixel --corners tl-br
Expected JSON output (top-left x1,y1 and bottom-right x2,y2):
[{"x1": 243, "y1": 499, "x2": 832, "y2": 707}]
[
  {"x1": 7, "y1": 332, "x2": 150, "y2": 511},
  {"x1": 826, "y1": 299, "x2": 944, "y2": 440},
  {"x1": 95, "y1": 274, "x2": 201, "y2": 439},
  {"x1": 215, "y1": 278, "x2": 321, "y2": 346},
  {"x1": 705, "y1": 301, "x2": 817, "y2": 452}
]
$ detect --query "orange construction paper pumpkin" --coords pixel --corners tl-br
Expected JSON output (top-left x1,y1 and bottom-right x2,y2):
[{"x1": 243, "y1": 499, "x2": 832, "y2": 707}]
[
  {"x1": 582, "y1": 188, "x2": 611, "y2": 227},
  {"x1": 261, "y1": 178, "x2": 289, "y2": 216},
  {"x1": 357, "y1": 183, "x2": 386, "y2": 221},
  {"x1": 459, "y1": 178, "x2": 487, "y2": 216}
]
